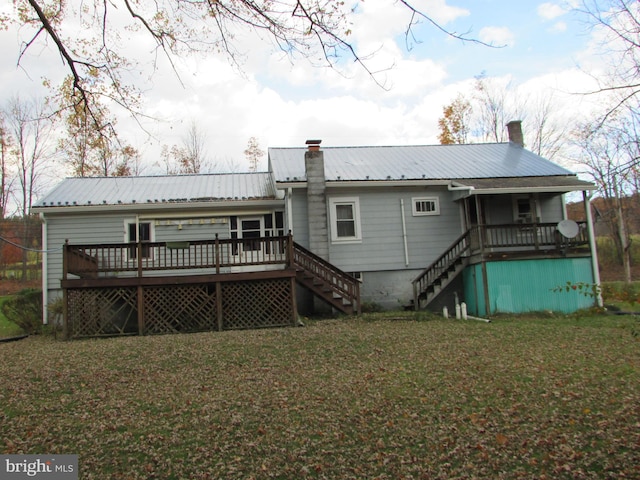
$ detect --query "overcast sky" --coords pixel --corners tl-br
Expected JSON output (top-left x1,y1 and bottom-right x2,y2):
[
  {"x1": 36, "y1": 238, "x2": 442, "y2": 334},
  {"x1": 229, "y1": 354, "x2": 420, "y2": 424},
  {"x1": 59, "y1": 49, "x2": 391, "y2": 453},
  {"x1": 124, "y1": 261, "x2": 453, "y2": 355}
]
[{"x1": 0, "y1": 0, "x2": 609, "y2": 175}]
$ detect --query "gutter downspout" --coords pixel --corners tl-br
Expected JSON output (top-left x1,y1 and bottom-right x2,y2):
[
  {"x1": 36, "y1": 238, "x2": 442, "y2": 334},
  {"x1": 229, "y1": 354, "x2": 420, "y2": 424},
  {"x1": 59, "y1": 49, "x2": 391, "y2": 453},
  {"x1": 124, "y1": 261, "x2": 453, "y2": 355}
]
[
  {"x1": 40, "y1": 213, "x2": 48, "y2": 325},
  {"x1": 287, "y1": 187, "x2": 294, "y2": 235},
  {"x1": 400, "y1": 199, "x2": 409, "y2": 266},
  {"x1": 584, "y1": 190, "x2": 603, "y2": 307},
  {"x1": 447, "y1": 182, "x2": 475, "y2": 194}
]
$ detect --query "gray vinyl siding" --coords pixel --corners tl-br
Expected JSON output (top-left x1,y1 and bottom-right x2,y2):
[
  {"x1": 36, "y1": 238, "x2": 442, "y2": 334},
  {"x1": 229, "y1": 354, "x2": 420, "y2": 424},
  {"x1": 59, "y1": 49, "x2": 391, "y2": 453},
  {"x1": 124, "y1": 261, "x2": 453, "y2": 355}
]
[
  {"x1": 325, "y1": 186, "x2": 463, "y2": 272},
  {"x1": 44, "y1": 213, "x2": 233, "y2": 291},
  {"x1": 155, "y1": 222, "x2": 228, "y2": 242},
  {"x1": 45, "y1": 214, "x2": 126, "y2": 291},
  {"x1": 538, "y1": 194, "x2": 564, "y2": 222},
  {"x1": 484, "y1": 193, "x2": 565, "y2": 225}
]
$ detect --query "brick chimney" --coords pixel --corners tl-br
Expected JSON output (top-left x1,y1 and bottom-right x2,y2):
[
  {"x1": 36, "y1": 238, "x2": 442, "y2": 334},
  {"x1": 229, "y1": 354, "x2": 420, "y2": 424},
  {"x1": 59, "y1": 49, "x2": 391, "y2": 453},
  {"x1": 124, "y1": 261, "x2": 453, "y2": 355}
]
[
  {"x1": 506, "y1": 120, "x2": 524, "y2": 147},
  {"x1": 305, "y1": 140, "x2": 329, "y2": 261}
]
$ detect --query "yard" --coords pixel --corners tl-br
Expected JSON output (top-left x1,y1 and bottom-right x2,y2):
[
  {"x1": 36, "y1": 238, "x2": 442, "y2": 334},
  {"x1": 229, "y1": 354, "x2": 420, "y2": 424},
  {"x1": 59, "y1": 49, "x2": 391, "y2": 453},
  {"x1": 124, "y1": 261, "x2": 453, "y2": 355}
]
[{"x1": 1, "y1": 314, "x2": 639, "y2": 479}]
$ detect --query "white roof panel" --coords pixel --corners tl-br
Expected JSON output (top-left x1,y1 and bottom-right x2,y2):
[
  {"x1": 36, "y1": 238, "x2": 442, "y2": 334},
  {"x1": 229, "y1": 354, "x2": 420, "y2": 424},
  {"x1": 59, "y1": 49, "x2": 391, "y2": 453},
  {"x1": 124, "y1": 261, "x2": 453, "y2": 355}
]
[
  {"x1": 34, "y1": 172, "x2": 277, "y2": 209},
  {"x1": 268, "y1": 143, "x2": 575, "y2": 182}
]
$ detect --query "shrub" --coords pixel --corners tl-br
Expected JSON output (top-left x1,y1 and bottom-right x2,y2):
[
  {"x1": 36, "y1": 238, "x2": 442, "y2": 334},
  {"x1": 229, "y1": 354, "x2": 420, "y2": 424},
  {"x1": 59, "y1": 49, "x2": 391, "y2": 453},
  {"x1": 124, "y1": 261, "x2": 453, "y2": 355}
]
[{"x1": 1, "y1": 288, "x2": 43, "y2": 335}]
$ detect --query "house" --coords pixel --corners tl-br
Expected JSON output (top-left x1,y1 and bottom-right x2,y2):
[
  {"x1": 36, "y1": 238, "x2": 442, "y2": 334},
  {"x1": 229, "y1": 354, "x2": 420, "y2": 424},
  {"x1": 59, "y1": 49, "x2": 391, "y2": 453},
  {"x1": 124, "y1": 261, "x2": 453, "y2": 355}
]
[
  {"x1": 268, "y1": 121, "x2": 598, "y2": 316},
  {"x1": 33, "y1": 121, "x2": 598, "y2": 338}
]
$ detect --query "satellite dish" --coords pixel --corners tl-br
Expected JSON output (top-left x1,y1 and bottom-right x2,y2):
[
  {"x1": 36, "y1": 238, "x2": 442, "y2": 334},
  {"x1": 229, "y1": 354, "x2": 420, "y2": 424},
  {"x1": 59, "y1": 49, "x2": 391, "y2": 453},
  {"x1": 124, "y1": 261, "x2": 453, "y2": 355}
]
[{"x1": 557, "y1": 219, "x2": 579, "y2": 239}]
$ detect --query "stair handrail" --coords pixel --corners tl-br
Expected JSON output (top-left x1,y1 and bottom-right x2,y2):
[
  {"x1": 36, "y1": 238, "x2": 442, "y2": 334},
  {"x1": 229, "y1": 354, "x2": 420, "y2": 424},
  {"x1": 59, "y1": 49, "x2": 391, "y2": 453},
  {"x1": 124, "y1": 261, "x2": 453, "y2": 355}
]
[
  {"x1": 412, "y1": 229, "x2": 472, "y2": 301},
  {"x1": 292, "y1": 241, "x2": 361, "y2": 315}
]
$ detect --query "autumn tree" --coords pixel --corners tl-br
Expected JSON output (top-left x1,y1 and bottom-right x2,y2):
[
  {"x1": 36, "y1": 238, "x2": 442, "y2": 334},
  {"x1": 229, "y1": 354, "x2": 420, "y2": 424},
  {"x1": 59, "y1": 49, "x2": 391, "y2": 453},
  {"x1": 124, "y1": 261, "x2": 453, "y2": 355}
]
[
  {"x1": 3, "y1": 96, "x2": 53, "y2": 280},
  {"x1": 522, "y1": 92, "x2": 568, "y2": 161},
  {"x1": 5, "y1": 0, "x2": 493, "y2": 141},
  {"x1": 572, "y1": 109, "x2": 639, "y2": 283},
  {"x1": 161, "y1": 122, "x2": 210, "y2": 174},
  {"x1": 244, "y1": 137, "x2": 265, "y2": 172},
  {"x1": 438, "y1": 95, "x2": 472, "y2": 145},
  {"x1": 472, "y1": 75, "x2": 517, "y2": 143},
  {"x1": 56, "y1": 76, "x2": 136, "y2": 177},
  {"x1": 4, "y1": 96, "x2": 54, "y2": 217},
  {"x1": 0, "y1": 114, "x2": 14, "y2": 219},
  {"x1": 578, "y1": 0, "x2": 640, "y2": 121}
]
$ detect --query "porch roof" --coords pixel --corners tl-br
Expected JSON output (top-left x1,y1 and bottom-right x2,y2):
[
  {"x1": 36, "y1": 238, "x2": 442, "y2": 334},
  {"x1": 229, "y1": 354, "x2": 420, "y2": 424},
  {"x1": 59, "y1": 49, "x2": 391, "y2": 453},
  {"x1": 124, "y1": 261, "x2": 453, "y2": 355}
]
[
  {"x1": 454, "y1": 176, "x2": 596, "y2": 194},
  {"x1": 269, "y1": 143, "x2": 591, "y2": 190},
  {"x1": 33, "y1": 172, "x2": 279, "y2": 211}
]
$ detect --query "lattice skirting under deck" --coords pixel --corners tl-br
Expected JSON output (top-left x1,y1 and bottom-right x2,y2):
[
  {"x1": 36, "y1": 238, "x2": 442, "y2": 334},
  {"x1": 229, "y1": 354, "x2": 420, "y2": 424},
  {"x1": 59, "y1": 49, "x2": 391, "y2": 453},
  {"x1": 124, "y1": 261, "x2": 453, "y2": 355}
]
[{"x1": 65, "y1": 277, "x2": 295, "y2": 338}]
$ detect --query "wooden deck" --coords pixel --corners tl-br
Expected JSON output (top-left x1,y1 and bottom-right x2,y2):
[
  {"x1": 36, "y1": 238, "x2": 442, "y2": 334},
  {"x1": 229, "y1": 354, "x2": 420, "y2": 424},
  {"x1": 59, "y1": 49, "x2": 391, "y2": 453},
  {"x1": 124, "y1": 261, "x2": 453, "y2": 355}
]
[{"x1": 61, "y1": 234, "x2": 361, "y2": 338}]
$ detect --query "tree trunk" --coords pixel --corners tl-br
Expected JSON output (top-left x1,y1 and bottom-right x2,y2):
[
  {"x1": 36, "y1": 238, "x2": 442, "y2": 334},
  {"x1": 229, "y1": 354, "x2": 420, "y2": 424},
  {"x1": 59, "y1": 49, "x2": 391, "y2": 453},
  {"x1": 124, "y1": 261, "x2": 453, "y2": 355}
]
[{"x1": 614, "y1": 198, "x2": 632, "y2": 283}]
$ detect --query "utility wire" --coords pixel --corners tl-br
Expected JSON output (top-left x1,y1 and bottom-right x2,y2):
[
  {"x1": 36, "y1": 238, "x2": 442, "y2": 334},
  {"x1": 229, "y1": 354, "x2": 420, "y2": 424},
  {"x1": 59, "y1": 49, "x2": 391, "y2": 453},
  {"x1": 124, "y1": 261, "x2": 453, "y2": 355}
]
[{"x1": 0, "y1": 235, "x2": 63, "y2": 253}]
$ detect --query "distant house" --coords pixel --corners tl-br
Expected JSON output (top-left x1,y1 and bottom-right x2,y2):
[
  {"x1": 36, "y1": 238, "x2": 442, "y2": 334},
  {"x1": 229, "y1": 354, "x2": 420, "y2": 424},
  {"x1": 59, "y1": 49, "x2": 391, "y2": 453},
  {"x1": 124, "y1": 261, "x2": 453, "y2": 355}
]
[{"x1": 33, "y1": 121, "x2": 598, "y2": 338}]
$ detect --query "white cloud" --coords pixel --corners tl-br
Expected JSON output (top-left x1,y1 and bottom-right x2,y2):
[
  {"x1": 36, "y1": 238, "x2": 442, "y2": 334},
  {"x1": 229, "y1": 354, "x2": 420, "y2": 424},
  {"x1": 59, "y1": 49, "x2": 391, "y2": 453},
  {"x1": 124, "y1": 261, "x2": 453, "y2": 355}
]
[
  {"x1": 537, "y1": 3, "x2": 567, "y2": 21},
  {"x1": 550, "y1": 21, "x2": 568, "y2": 33},
  {"x1": 479, "y1": 26, "x2": 515, "y2": 47},
  {"x1": 0, "y1": 0, "x2": 617, "y2": 183}
]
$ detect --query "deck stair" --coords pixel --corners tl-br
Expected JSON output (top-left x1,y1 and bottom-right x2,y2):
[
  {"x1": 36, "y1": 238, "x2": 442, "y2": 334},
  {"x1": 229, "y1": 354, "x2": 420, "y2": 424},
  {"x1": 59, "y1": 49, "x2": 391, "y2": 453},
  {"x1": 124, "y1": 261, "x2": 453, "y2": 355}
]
[
  {"x1": 292, "y1": 242, "x2": 361, "y2": 315},
  {"x1": 412, "y1": 230, "x2": 471, "y2": 310}
]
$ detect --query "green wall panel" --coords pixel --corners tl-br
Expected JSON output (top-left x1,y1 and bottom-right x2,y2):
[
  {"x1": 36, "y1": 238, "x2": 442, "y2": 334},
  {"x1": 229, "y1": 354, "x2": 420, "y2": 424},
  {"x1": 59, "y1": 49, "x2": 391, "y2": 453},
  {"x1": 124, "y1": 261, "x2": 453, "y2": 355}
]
[{"x1": 464, "y1": 257, "x2": 595, "y2": 316}]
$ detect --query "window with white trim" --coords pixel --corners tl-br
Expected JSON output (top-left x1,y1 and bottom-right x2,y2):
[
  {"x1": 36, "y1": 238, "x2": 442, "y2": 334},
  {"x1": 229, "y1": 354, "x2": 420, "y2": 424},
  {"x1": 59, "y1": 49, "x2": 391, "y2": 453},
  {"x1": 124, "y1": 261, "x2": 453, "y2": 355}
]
[
  {"x1": 412, "y1": 197, "x2": 440, "y2": 216},
  {"x1": 126, "y1": 221, "x2": 153, "y2": 260},
  {"x1": 329, "y1": 197, "x2": 362, "y2": 243}
]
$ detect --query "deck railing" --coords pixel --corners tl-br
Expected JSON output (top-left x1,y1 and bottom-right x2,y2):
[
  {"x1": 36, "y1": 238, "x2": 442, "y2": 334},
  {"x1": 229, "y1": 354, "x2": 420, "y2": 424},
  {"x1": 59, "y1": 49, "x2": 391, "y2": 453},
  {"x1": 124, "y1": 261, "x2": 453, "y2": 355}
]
[
  {"x1": 475, "y1": 221, "x2": 589, "y2": 252},
  {"x1": 64, "y1": 234, "x2": 291, "y2": 279},
  {"x1": 292, "y1": 242, "x2": 361, "y2": 315},
  {"x1": 63, "y1": 233, "x2": 361, "y2": 316}
]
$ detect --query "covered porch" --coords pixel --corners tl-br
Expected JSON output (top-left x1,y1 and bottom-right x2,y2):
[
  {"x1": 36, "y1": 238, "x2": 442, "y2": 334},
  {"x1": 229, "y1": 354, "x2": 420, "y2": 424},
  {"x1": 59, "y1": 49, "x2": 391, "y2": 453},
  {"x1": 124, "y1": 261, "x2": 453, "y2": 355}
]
[{"x1": 413, "y1": 220, "x2": 594, "y2": 313}]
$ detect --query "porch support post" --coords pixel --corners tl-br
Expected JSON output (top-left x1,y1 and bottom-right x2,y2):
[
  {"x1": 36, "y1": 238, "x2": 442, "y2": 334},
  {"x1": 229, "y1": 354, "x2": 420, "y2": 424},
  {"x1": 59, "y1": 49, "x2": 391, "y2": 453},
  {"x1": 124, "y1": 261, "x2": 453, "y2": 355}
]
[
  {"x1": 137, "y1": 285, "x2": 145, "y2": 335},
  {"x1": 583, "y1": 190, "x2": 603, "y2": 307},
  {"x1": 475, "y1": 196, "x2": 485, "y2": 252},
  {"x1": 481, "y1": 262, "x2": 491, "y2": 316}
]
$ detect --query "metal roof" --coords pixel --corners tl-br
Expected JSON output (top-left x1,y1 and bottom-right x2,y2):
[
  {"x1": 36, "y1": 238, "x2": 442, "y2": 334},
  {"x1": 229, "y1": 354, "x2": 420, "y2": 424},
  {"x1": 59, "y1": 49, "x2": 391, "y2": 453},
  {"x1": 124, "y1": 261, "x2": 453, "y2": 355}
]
[
  {"x1": 268, "y1": 143, "x2": 578, "y2": 183},
  {"x1": 33, "y1": 172, "x2": 277, "y2": 209}
]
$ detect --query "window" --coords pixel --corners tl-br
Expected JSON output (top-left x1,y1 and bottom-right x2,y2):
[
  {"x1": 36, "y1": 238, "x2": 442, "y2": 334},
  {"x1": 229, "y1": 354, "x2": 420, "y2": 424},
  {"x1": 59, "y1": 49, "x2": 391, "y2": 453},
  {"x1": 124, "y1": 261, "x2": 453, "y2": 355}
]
[
  {"x1": 412, "y1": 197, "x2": 440, "y2": 216},
  {"x1": 263, "y1": 211, "x2": 285, "y2": 254},
  {"x1": 513, "y1": 196, "x2": 540, "y2": 223},
  {"x1": 329, "y1": 197, "x2": 362, "y2": 243},
  {"x1": 230, "y1": 212, "x2": 285, "y2": 254},
  {"x1": 127, "y1": 221, "x2": 152, "y2": 260},
  {"x1": 230, "y1": 216, "x2": 263, "y2": 254}
]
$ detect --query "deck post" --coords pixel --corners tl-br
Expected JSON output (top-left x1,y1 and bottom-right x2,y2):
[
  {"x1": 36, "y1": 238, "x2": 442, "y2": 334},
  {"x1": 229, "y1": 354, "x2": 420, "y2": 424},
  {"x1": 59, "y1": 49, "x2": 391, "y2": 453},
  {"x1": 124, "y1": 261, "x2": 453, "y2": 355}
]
[
  {"x1": 63, "y1": 239, "x2": 69, "y2": 281},
  {"x1": 62, "y1": 241, "x2": 69, "y2": 339},
  {"x1": 286, "y1": 231, "x2": 294, "y2": 268},
  {"x1": 215, "y1": 234, "x2": 220, "y2": 274},
  {"x1": 137, "y1": 285, "x2": 145, "y2": 335},
  {"x1": 137, "y1": 242, "x2": 143, "y2": 278},
  {"x1": 62, "y1": 288, "x2": 69, "y2": 340},
  {"x1": 290, "y1": 276, "x2": 298, "y2": 326},
  {"x1": 216, "y1": 281, "x2": 223, "y2": 331}
]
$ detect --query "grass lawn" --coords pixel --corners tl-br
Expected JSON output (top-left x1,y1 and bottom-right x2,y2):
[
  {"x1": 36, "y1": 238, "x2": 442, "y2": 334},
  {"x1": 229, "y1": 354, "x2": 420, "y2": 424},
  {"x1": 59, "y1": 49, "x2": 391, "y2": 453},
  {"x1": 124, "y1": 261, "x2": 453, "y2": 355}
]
[
  {"x1": 0, "y1": 296, "x2": 23, "y2": 338},
  {"x1": 1, "y1": 313, "x2": 639, "y2": 479}
]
